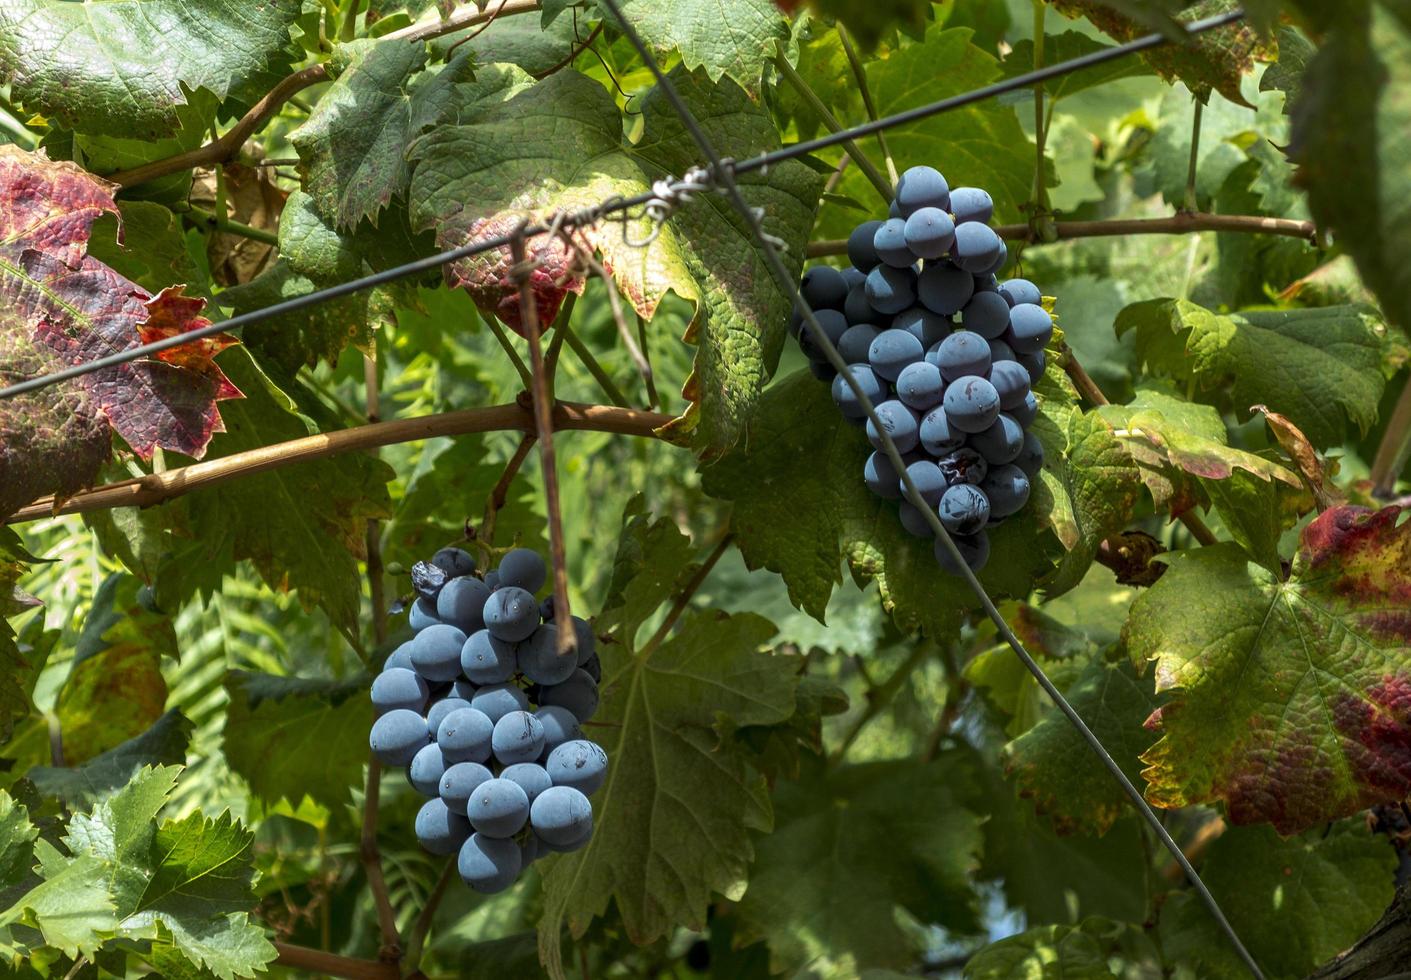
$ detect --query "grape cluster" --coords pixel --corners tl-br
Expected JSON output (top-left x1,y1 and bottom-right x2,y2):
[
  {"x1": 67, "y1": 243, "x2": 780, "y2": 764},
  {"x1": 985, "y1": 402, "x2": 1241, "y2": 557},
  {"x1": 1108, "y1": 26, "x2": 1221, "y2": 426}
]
[
  {"x1": 368, "y1": 546, "x2": 606, "y2": 894},
  {"x1": 790, "y1": 165, "x2": 1048, "y2": 574}
]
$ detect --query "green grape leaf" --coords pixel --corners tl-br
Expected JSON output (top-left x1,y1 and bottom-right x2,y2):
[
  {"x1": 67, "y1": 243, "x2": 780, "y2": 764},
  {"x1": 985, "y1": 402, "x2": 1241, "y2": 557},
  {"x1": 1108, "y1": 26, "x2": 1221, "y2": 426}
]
[
  {"x1": 185, "y1": 350, "x2": 394, "y2": 631},
  {"x1": 734, "y1": 755, "x2": 984, "y2": 977},
  {"x1": 1293, "y1": 1, "x2": 1411, "y2": 338},
  {"x1": 771, "y1": 1, "x2": 932, "y2": 49},
  {"x1": 5, "y1": 844, "x2": 114, "y2": 958},
  {"x1": 1001, "y1": 32, "x2": 1153, "y2": 103},
  {"x1": 538, "y1": 505, "x2": 797, "y2": 976},
  {"x1": 964, "y1": 918, "x2": 1147, "y2": 979},
  {"x1": 1003, "y1": 659, "x2": 1158, "y2": 836},
  {"x1": 601, "y1": 0, "x2": 789, "y2": 94},
  {"x1": 0, "y1": 791, "x2": 36, "y2": 893},
  {"x1": 1048, "y1": 0, "x2": 1268, "y2": 106},
  {"x1": 86, "y1": 202, "x2": 208, "y2": 296},
  {"x1": 964, "y1": 602, "x2": 1094, "y2": 738},
  {"x1": 1126, "y1": 505, "x2": 1411, "y2": 834},
  {"x1": 409, "y1": 68, "x2": 821, "y2": 452},
  {"x1": 702, "y1": 369, "x2": 1061, "y2": 641},
  {"x1": 28, "y1": 710, "x2": 193, "y2": 805},
  {"x1": 1161, "y1": 822, "x2": 1397, "y2": 979},
  {"x1": 1117, "y1": 299, "x2": 1395, "y2": 449},
  {"x1": 816, "y1": 23, "x2": 1036, "y2": 238},
  {"x1": 222, "y1": 672, "x2": 369, "y2": 809},
  {"x1": 0, "y1": 1, "x2": 301, "y2": 138}
]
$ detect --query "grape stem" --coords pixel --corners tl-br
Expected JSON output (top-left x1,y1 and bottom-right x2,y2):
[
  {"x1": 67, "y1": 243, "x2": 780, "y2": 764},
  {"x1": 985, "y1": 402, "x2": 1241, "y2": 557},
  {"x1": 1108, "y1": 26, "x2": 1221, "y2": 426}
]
[
  {"x1": 477, "y1": 432, "x2": 538, "y2": 566},
  {"x1": 359, "y1": 758, "x2": 402, "y2": 956},
  {"x1": 1369, "y1": 379, "x2": 1411, "y2": 497},
  {"x1": 4, "y1": 401, "x2": 671, "y2": 525},
  {"x1": 771, "y1": 53, "x2": 894, "y2": 205},
  {"x1": 365, "y1": 355, "x2": 388, "y2": 648},
  {"x1": 831, "y1": 641, "x2": 933, "y2": 764},
  {"x1": 635, "y1": 530, "x2": 734, "y2": 660},
  {"x1": 805, "y1": 211, "x2": 1319, "y2": 256},
  {"x1": 400, "y1": 857, "x2": 457, "y2": 970},
  {"x1": 837, "y1": 25, "x2": 898, "y2": 186},
  {"x1": 272, "y1": 942, "x2": 400, "y2": 979}
]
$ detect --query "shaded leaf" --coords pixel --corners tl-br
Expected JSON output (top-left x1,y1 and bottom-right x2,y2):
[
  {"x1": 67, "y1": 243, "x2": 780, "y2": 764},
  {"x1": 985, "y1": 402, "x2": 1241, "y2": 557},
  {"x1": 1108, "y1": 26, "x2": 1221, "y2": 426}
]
[
  {"x1": 1002, "y1": 31, "x2": 1153, "y2": 103},
  {"x1": 965, "y1": 917, "x2": 1149, "y2": 979},
  {"x1": 771, "y1": 0, "x2": 931, "y2": 48},
  {"x1": 28, "y1": 710, "x2": 193, "y2": 805}
]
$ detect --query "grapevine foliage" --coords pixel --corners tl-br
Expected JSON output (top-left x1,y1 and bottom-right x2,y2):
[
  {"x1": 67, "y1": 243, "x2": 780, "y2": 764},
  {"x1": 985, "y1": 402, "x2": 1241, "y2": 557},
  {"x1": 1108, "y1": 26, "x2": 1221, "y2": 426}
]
[{"x1": 1, "y1": 2, "x2": 1410, "y2": 980}]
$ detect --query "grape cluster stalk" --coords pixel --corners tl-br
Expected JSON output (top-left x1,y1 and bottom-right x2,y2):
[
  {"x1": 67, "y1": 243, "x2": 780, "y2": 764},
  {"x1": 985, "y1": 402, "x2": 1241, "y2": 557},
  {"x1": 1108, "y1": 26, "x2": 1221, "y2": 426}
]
[
  {"x1": 368, "y1": 546, "x2": 606, "y2": 893},
  {"x1": 792, "y1": 165, "x2": 1051, "y2": 574}
]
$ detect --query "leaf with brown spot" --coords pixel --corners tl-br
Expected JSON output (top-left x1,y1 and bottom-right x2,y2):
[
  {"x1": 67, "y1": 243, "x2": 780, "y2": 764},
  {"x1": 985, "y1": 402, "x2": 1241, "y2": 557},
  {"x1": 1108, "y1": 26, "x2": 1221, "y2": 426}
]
[
  {"x1": 0, "y1": 146, "x2": 242, "y2": 520},
  {"x1": 1251, "y1": 403, "x2": 1345, "y2": 510}
]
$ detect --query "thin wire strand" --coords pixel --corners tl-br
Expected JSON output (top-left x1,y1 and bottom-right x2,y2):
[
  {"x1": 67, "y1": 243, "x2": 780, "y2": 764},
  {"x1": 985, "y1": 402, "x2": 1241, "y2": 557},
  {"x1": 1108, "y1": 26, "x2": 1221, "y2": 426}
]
[
  {"x1": 0, "y1": 7, "x2": 1244, "y2": 404},
  {"x1": 592, "y1": 1, "x2": 1266, "y2": 978}
]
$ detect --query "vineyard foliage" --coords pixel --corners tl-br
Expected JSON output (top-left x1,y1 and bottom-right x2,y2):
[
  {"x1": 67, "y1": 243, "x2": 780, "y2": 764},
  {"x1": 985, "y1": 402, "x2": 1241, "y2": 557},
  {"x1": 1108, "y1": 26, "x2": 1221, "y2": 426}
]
[{"x1": 0, "y1": 1, "x2": 1409, "y2": 978}]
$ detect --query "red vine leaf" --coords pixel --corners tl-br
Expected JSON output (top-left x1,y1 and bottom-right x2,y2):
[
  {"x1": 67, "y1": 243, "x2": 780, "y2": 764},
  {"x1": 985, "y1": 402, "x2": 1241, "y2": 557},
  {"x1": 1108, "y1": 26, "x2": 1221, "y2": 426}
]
[{"x1": 0, "y1": 146, "x2": 241, "y2": 519}]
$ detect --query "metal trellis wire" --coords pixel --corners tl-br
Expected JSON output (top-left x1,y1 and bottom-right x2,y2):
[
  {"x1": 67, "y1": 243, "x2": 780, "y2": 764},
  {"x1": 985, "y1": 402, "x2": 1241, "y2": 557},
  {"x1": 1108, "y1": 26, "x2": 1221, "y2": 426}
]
[
  {"x1": 0, "y1": 7, "x2": 1244, "y2": 403},
  {"x1": 593, "y1": 0, "x2": 1268, "y2": 977}
]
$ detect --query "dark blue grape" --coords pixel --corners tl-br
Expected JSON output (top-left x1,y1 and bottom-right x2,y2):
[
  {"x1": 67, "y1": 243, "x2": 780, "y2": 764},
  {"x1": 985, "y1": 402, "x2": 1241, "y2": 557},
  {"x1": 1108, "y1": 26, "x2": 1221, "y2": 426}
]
[
  {"x1": 537, "y1": 669, "x2": 599, "y2": 723},
  {"x1": 458, "y1": 832, "x2": 521, "y2": 893},
  {"x1": 451, "y1": 678, "x2": 478, "y2": 701},
  {"x1": 934, "y1": 529, "x2": 991, "y2": 575},
  {"x1": 937, "y1": 446, "x2": 989, "y2": 486},
  {"x1": 483, "y1": 570, "x2": 500, "y2": 590},
  {"x1": 545, "y1": 740, "x2": 608, "y2": 796},
  {"x1": 988, "y1": 360, "x2": 1031, "y2": 411},
  {"x1": 866, "y1": 400, "x2": 921, "y2": 454},
  {"x1": 894, "y1": 306, "x2": 951, "y2": 349},
  {"x1": 920, "y1": 407, "x2": 965, "y2": 456},
  {"x1": 408, "y1": 742, "x2": 446, "y2": 796},
  {"x1": 530, "y1": 786, "x2": 594, "y2": 848},
  {"x1": 979, "y1": 241, "x2": 1009, "y2": 277},
  {"x1": 567, "y1": 615, "x2": 595, "y2": 666},
  {"x1": 461, "y1": 630, "x2": 517, "y2": 685},
  {"x1": 581, "y1": 652, "x2": 601, "y2": 683},
  {"x1": 426, "y1": 696, "x2": 471, "y2": 737},
  {"x1": 808, "y1": 358, "x2": 837, "y2": 381},
  {"x1": 951, "y1": 222, "x2": 1004, "y2": 273},
  {"x1": 895, "y1": 166, "x2": 950, "y2": 216},
  {"x1": 1012, "y1": 390, "x2": 1039, "y2": 428},
  {"x1": 847, "y1": 220, "x2": 885, "y2": 272},
  {"x1": 831, "y1": 364, "x2": 886, "y2": 421},
  {"x1": 437, "y1": 706, "x2": 494, "y2": 764},
  {"x1": 436, "y1": 576, "x2": 492, "y2": 633},
  {"x1": 432, "y1": 547, "x2": 477, "y2": 578},
  {"x1": 988, "y1": 338, "x2": 1016, "y2": 363},
  {"x1": 383, "y1": 641, "x2": 415, "y2": 672},
  {"x1": 948, "y1": 186, "x2": 994, "y2": 224},
  {"x1": 497, "y1": 548, "x2": 547, "y2": 594},
  {"x1": 370, "y1": 708, "x2": 430, "y2": 766},
  {"x1": 492, "y1": 710, "x2": 546, "y2": 766},
  {"x1": 932, "y1": 331, "x2": 991, "y2": 381},
  {"x1": 970, "y1": 414, "x2": 1025, "y2": 465},
  {"x1": 867, "y1": 328, "x2": 924, "y2": 381},
  {"x1": 939, "y1": 484, "x2": 991, "y2": 535},
  {"x1": 998, "y1": 278, "x2": 1041, "y2": 307},
  {"x1": 942, "y1": 376, "x2": 1001, "y2": 433},
  {"x1": 466, "y1": 777, "x2": 530, "y2": 838},
  {"x1": 842, "y1": 266, "x2": 866, "y2": 290},
  {"x1": 895, "y1": 361, "x2": 945, "y2": 411},
  {"x1": 410, "y1": 623, "x2": 468, "y2": 681},
  {"x1": 408, "y1": 596, "x2": 440, "y2": 632},
  {"x1": 899, "y1": 500, "x2": 935, "y2": 538},
  {"x1": 416, "y1": 797, "x2": 471, "y2": 856},
  {"x1": 844, "y1": 283, "x2": 875, "y2": 325},
  {"x1": 1007, "y1": 304, "x2": 1053, "y2": 354},
  {"x1": 469, "y1": 683, "x2": 529, "y2": 724},
  {"x1": 518, "y1": 624, "x2": 578, "y2": 685},
  {"x1": 800, "y1": 265, "x2": 850, "y2": 309},
  {"x1": 872, "y1": 218, "x2": 914, "y2": 268},
  {"x1": 372, "y1": 667, "x2": 429, "y2": 715},
  {"x1": 864, "y1": 451, "x2": 903, "y2": 499},
  {"x1": 1017, "y1": 348, "x2": 1046, "y2": 384},
  {"x1": 888, "y1": 197, "x2": 901, "y2": 218},
  {"x1": 916, "y1": 263, "x2": 974, "y2": 315},
  {"x1": 440, "y1": 761, "x2": 494, "y2": 814},
  {"x1": 535, "y1": 705, "x2": 583, "y2": 754},
  {"x1": 501, "y1": 763, "x2": 553, "y2": 805},
  {"x1": 410, "y1": 560, "x2": 449, "y2": 601},
  {"x1": 902, "y1": 460, "x2": 948, "y2": 506},
  {"x1": 903, "y1": 206, "x2": 955, "y2": 260},
  {"x1": 787, "y1": 308, "x2": 803, "y2": 338},
  {"x1": 865, "y1": 264, "x2": 916, "y2": 315},
  {"x1": 797, "y1": 308, "x2": 849, "y2": 361},
  {"x1": 961, "y1": 290, "x2": 1012, "y2": 340},
  {"x1": 982, "y1": 464, "x2": 1031, "y2": 518},
  {"x1": 519, "y1": 834, "x2": 541, "y2": 867},
  {"x1": 1016, "y1": 431, "x2": 1044, "y2": 478},
  {"x1": 838, "y1": 324, "x2": 881, "y2": 365},
  {"x1": 483, "y1": 587, "x2": 539, "y2": 642}
]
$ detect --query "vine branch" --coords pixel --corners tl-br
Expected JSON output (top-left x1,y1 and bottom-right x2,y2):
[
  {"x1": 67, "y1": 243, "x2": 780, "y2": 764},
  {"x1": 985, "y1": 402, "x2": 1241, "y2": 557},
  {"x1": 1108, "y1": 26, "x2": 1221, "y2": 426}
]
[
  {"x1": 6, "y1": 401, "x2": 671, "y2": 525},
  {"x1": 636, "y1": 530, "x2": 733, "y2": 659},
  {"x1": 359, "y1": 759, "x2": 400, "y2": 956},
  {"x1": 837, "y1": 25, "x2": 897, "y2": 186},
  {"x1": 772, "y1": 53, "x2": 893, "y2": 204},
  {"x1": 806, "y1": 212, "x2": 1319, "y2": 257},
  {"x1": 272, "y1": 942, "x2": 399, "y2": 980}
]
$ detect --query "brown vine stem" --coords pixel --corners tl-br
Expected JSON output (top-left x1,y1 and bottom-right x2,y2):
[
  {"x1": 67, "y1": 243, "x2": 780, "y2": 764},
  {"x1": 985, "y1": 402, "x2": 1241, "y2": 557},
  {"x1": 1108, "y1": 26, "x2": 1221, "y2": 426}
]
[
  {"x1": 107, "y1": 0, "x2": 544, "y2": 188},
  {"x1": 400, "y1": 857, "x2": 457, "y2": 970},
  {"x1": 832, "y1": 641, "x2": 932, "y2": 765},
  {"x1": 364, "y1": 355, "x2": 388, "y2": 649},
  {"x1": 636, "y1": 530, "x2": 734, "y2": 660},
  {"x1": 1369, "y1": 379, "x2": 1411, "y2": 497},
  {"x1": 512, "y1": 231, "x2": 575, "y2": 657},
  {"x1": 477, "y1": 431, "x2": 538, "y2": 565},
  {"x1": 804, "y1": 212, "x2": 1319, "y2": 257},
  {"x1": 6, "y1": 401, "x2": 671, "y2": 525},
  {"x1": 272, "y1": 942, "x2": 399, "y2": 980},
  {"x1": 360, "y1": 758, "x2": 401, "y2": 956},
  {"x1": 532, "y1": 21, "x2": 603, "y2": 80}
]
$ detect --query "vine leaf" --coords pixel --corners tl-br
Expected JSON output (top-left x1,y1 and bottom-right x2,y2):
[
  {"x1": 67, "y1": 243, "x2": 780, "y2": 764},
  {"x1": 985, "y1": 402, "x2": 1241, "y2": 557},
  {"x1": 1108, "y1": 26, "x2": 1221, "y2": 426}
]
[
  {"x1": 1001, "y1": 31, "x2": 1153, "y2": 103},
  {"x1": 0, "y1": 0, "x2": 300, "y2": 139},
  {"x1": 734, "y1": 755, "x2": 984, "y2": 975},
  {"x1": 769, "y1": 1, "x2": 931, "y2": 48},
  {"x1": 221, "y1": 672, "x2": 369, "y2": 809},
  {"x1": 0, "y1": 147, "x2": 241, "y2": 521},
  {"x1": 1116, "y1": 298, "x2": 1396, "y2": 450},
  {"x1": 408, "y1": 67, "x2": 821, "y2": 452},
  {"x1": 964, "y1": 917, "x2": 1152, "y2": 979},
  {"x1": 1048, "y1": 0, "x2": 1268, "y2": 106},
  {"x1": 27, "y1": 710, "x2": 193, "y2": 805},
  {"x1": 1160, "y1": 822, "x2": 1397, "y2": 979},
  {"x1": 538, "y1": 502, "x2": 799, "y2": 978},
  {"x1": 598, "y1": 0, "x2": 790, "y2": 94},
  {"x1": 1126, "y1": 505, "x2": 1411, "y2": 834}
]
